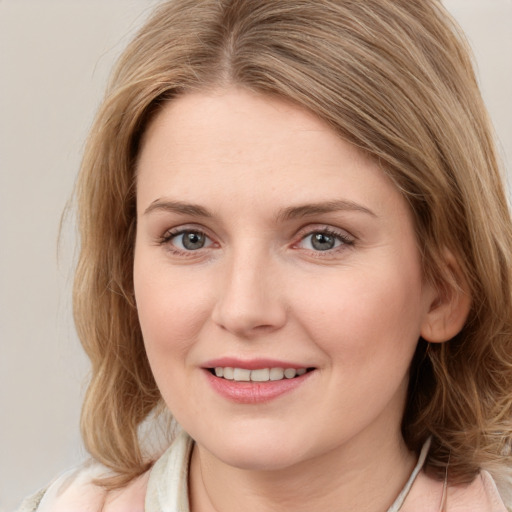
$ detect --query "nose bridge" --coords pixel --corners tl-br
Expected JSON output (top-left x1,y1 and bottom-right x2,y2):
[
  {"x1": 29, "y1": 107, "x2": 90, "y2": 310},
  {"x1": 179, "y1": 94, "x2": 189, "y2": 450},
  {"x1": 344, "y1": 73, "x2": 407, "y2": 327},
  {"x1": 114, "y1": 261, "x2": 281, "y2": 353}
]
[{"x1": 212, "y1": 239, "x2": 286, "y2": 337}]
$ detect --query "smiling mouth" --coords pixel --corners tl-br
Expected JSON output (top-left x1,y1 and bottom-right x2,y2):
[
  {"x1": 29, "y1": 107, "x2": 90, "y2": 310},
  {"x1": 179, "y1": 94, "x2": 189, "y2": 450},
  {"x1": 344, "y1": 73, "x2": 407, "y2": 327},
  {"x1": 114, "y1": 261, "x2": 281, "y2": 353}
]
[{"x1": 208, "y1": 367, "x2": 315, "y2": 382}]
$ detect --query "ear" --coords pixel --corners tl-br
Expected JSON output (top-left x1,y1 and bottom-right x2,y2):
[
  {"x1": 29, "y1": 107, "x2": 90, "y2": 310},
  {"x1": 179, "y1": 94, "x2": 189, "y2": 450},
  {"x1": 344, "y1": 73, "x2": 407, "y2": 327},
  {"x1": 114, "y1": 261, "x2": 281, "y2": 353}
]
[{"x1": 420, "y1": 250, "x2": 472, "y2": 343}]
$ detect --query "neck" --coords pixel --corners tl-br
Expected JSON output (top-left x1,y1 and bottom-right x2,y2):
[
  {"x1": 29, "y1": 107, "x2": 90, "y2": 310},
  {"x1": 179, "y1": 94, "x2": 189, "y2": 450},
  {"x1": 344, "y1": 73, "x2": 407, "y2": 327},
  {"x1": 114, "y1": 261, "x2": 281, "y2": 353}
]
[{"x1": 188, "y1": 426, "x2": 416, "y2": 512}]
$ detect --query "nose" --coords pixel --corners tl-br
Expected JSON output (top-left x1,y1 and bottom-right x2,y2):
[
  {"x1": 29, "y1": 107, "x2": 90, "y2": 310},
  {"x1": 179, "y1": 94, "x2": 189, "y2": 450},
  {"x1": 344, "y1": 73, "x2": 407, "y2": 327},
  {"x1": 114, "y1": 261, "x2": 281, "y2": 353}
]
[{"x1": 211, "y1": 247, "x2": 287, "y2": 338}]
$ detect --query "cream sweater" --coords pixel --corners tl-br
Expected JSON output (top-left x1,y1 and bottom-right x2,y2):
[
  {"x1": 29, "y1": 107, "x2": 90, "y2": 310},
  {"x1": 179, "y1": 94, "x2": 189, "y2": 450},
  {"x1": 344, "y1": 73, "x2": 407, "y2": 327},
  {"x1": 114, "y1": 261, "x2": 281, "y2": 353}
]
[{"x1": 17, "y1": 433, "x2": 510, "y2": 512}]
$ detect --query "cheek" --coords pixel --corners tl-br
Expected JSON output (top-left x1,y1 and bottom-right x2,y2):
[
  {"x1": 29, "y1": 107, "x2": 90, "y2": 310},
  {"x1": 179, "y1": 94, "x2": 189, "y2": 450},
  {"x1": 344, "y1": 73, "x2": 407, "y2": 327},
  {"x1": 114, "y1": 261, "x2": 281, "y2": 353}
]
[
  {"x1": 133, "y1": 253, "x2": 212, "y2": 359},
  {"x1": 133, "y1": 254, "x2": 215, "y2": 418},
  {"x1": 293, "y1": 261, "x2": 426, "y2": 365}
]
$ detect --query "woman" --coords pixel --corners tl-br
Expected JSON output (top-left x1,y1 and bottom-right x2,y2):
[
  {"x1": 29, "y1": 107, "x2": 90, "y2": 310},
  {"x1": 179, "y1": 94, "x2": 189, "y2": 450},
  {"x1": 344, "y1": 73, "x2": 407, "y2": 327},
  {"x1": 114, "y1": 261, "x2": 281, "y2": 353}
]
[{"x1": 19, "y1": 0, "x2": 512, "y2": 510}]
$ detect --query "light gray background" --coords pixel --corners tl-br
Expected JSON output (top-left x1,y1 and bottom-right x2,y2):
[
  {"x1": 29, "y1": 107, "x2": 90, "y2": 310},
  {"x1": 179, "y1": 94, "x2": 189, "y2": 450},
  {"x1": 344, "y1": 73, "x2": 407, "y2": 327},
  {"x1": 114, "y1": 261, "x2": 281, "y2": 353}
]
[{"x1": 0, "y1": 1, "x2": 511, "y2": 510}]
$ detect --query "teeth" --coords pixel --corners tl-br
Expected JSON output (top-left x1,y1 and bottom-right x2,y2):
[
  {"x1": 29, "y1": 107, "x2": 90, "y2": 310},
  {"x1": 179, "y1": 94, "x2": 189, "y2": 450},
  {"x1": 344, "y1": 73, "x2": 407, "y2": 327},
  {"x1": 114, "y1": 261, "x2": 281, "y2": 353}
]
[
  {"x1": 213, "y1": 367, "x2": 309, "y2": 382},
  {"x1": 284, "y1": 368, "x2": 296, "y2": 379},
  {"x1": 269, "y1": 368, "x2": 284, "y2": 381},
  {"x1": 251, "y1": 368, "x2": 270, "y2": 382},
  {"x1": 223, "y1": 367, "x2": 234, "y2": 380},
  {"x1": 233, "y1": 368, "x2": 251, "y2": 381}
]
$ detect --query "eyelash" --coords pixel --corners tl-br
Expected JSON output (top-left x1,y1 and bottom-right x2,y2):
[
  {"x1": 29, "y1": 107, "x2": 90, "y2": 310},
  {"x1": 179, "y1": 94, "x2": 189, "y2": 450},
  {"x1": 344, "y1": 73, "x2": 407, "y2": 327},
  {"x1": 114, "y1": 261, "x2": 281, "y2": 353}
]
[
  {"x1": 157, "y1": 226, "x2": 355, "y2": 256},
  {"x1": 296, "y1": 228, "x2": 355, "y2": 254},
  {"x1": 158, "y1": 228, "x2": 215, "y2": 257}
]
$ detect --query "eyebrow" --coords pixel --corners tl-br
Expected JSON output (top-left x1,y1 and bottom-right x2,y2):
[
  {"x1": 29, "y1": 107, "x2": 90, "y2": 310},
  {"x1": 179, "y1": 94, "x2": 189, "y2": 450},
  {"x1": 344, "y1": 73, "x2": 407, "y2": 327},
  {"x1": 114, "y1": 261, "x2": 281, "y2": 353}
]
[
  {"x1": 276, "y1": 200, "x2": 377, "y2": 221},
  {"x1": 144, "y1": 199, "x2": 213, "y2": 217},
  {"x1": 143, "y1": 198, "x2": 376, "y2": 220}
]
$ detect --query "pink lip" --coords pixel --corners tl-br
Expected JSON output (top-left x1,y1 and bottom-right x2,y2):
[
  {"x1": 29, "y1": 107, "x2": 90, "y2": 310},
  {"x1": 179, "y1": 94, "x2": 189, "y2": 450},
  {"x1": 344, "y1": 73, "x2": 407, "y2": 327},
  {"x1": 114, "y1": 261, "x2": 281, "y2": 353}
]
[
  {"x1": 202, "y1": 357, "x2": 309, "y2": 370},
  {"x1": 202, "y1": 360, "x2": 315, "y2": 404}
]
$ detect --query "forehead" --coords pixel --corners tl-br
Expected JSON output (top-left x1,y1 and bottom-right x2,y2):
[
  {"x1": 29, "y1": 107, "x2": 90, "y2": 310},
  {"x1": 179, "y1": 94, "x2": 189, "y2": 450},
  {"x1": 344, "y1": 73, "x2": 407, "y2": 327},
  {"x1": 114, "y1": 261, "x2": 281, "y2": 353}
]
[
  {"x1": 138, "y1": 87, "x2": 369, "y2": 168},
  {"x1": 136, "y1": 87, "x2": 408, "y2": 223}
]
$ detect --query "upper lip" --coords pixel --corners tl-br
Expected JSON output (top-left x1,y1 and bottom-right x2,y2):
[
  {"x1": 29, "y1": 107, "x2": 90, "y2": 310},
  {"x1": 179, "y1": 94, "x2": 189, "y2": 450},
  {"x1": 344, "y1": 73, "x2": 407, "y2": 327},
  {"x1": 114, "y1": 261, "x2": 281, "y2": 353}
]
[{"x1": 202, "y1": 357, "x2": 313, "y2": 370}]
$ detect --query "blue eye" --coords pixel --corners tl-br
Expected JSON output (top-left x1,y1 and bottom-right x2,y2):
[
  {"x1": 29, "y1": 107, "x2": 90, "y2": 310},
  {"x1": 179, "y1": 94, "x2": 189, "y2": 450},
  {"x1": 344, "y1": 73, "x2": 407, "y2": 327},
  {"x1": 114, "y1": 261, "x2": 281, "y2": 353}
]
[
  {"x1": 298, "y1": 230, "x2": 352, "y2": 251},
  {"x1": 167, "y1": 230, "x2": 213, "y2": 251}
]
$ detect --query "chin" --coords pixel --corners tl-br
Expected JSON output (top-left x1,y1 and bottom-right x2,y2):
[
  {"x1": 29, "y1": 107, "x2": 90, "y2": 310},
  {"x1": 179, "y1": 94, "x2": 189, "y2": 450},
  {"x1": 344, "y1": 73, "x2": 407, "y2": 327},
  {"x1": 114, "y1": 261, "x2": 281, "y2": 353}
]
[
  {"x1": 218, "y1": 446, "x2": 303, "y2": 471},
  {"x1": 197, "y1": 429, "x2": 310, "y2": 471}
]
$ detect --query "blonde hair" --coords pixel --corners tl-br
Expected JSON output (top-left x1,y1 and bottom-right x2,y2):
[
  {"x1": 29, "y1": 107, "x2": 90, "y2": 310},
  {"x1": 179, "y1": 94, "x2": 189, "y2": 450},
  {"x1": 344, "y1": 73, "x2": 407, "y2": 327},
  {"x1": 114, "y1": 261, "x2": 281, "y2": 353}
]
[{"x1": 75, "y1": 0, "x2": 512, "y2": 489}]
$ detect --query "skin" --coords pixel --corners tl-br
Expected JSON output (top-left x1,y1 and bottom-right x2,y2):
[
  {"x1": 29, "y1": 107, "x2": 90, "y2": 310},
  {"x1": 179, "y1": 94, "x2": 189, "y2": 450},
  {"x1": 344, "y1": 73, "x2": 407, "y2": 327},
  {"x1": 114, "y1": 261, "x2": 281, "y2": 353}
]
[{"x1": 134, "y1": 87, "x2": 442, "y2": 512}]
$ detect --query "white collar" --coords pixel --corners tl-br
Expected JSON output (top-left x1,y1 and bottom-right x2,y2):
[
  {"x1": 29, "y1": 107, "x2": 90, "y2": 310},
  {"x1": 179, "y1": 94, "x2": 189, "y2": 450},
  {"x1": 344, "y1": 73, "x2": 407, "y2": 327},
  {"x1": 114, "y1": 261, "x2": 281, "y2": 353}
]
[{"x1": 145, "y1": 432, "x2": 431, "y2": 512}]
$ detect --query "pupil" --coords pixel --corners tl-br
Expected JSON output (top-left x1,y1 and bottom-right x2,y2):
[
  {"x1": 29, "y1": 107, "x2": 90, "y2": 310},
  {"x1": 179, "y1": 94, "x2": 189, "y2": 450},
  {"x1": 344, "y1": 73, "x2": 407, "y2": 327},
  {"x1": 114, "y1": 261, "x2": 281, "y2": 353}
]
[
  {"x1": 183, "y1": 232, "x2": 205, "y2": 250},
  {"x1": 312, "y1": 233, "x2": 335, "y2": 251}
]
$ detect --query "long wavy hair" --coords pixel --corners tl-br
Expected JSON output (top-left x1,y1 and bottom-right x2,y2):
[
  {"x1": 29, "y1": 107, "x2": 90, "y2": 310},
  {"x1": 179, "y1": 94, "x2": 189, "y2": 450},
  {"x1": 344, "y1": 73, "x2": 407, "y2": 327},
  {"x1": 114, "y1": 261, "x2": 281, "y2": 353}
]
[{"x1": 74, "y1": 0, "x2": 512, "y2": 491}]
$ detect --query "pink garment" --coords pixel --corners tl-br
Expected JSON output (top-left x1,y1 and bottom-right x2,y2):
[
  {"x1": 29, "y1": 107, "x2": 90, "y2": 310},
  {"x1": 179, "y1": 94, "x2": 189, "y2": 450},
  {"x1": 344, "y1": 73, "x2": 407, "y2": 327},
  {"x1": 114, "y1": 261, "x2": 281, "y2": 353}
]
[
  {"x1": 402, "y1": 470, "x2": 508, "y2": 511},
  {"x1": 18, "y1": 433, "x2": 509, "y2": 512},
  {"x1": 22, "y1": 464, "x2": 148, "y2": 512}
]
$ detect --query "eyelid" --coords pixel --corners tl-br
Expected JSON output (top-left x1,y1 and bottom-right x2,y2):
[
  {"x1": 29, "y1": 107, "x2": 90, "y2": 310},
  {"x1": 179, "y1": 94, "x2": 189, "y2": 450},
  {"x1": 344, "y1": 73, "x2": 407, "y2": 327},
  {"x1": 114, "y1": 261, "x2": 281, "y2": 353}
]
[
  {"x1": 294, "y1": 223, "x2": 355, "y2": 241},
  {"x1": 158, "y1": 224, "x2": 219, "y2": 256},
  {"x1": 292, "y1": 224, "x2": 356, "y2": 252},
  {"x1": 160, "y1": 223, "x2": 215, "y2": 241},
  {"x1": 156, "y1": 222, "x2": 355, "y2": 256}
]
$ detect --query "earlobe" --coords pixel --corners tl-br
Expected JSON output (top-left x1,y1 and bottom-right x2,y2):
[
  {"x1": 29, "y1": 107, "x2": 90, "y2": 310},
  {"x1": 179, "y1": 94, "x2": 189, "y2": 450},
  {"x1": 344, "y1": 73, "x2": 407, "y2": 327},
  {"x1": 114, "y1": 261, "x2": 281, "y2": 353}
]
[{"x1": 420, "y1": 251, "x2": 472, "y2": 343}]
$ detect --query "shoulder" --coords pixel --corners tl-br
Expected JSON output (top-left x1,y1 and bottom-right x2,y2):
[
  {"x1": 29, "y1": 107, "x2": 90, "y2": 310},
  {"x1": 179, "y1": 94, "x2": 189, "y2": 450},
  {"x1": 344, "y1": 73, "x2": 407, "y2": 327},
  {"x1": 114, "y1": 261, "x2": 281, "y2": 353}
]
[
  {"x1": 16, "y1": 461, "x2": 149, "y2": 512},
  {"x1": 16, "y1": 431, "x2": 193, "y2": 512},
  {"x1": 403, "y1": 469, "x2": 510, "y2": 512},
  {"x1": 446, "y1": 471, "x2": 510, "y2": 512}
]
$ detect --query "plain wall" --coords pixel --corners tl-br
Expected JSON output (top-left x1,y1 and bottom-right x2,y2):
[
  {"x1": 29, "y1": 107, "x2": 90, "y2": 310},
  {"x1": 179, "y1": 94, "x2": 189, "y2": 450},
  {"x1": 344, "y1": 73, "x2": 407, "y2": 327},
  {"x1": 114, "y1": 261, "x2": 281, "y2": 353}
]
[{"x1": 0, "y1": 1, "x2": 510, "y2": 510}]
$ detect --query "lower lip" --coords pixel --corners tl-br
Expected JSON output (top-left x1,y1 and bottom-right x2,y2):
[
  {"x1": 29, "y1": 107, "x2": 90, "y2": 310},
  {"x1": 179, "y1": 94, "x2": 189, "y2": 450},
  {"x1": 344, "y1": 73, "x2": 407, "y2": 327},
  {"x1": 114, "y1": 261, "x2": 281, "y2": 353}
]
[{"x1": 204, "y1": 370, "x2": 314, "y2": 404}]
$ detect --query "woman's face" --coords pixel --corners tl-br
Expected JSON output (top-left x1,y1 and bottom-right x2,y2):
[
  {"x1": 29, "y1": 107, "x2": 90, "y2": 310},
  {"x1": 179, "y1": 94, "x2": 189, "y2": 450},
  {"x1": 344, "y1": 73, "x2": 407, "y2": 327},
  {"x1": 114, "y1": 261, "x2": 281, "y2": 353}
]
[{"x1": 134, "y1": 88, "x2": 436, "y2": 470}]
